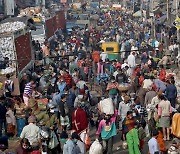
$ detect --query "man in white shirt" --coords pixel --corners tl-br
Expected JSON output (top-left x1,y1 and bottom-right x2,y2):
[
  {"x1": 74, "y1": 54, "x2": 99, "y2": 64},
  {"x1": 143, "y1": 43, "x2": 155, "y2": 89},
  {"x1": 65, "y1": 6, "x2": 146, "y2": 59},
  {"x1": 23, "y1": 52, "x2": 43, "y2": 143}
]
[
  {"x1": 148, "y1": 129, "x2": 160, "y2": 154},
  {"x1": 127, "y1": 51, "x2": 136, "y2": 76},
  {"x1": 20, "y1": 116, "x2": 40, "y2": 145},
  {"x1": 100, "y1": 51, "x2": 108, "y2": 62}
]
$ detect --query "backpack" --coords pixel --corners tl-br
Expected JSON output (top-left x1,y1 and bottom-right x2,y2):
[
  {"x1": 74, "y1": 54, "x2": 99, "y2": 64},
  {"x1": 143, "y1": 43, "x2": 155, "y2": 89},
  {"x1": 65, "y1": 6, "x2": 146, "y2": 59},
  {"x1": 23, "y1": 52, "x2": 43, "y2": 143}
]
[{"x1": 5, "y1": 80, "x2": 14, "y2": 93}]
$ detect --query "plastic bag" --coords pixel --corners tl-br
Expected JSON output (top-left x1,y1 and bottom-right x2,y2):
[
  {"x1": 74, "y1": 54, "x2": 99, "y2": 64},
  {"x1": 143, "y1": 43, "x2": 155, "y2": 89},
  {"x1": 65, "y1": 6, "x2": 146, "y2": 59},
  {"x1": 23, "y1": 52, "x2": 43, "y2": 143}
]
[
  {"x1": 89, "y1": 139, "x2": 103, "y2": 154},
  {"x1": 48, "y1": 131, "x2": 59, "y2": 149},
  {"x1": 99, "y1": 98, "x2": 114, "y2": 115}
]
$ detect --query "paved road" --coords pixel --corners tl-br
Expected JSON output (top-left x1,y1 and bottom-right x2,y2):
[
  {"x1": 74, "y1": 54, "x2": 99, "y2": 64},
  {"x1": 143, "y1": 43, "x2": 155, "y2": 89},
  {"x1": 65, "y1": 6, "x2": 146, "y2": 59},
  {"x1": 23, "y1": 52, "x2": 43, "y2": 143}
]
[
  {"x1": 89, "y1": 126, "x2": 145, "y2": 154},
  {"x1": 89, "y1": 125, "x2": 171, "y2": 154}
]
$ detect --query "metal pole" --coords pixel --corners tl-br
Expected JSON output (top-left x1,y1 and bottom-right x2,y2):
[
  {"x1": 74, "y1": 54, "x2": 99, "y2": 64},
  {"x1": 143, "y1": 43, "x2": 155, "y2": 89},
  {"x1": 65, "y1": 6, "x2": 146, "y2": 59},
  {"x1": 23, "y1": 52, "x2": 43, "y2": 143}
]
[{"x1": 167, "y1": 0, "x2": 169, "y2": 23}]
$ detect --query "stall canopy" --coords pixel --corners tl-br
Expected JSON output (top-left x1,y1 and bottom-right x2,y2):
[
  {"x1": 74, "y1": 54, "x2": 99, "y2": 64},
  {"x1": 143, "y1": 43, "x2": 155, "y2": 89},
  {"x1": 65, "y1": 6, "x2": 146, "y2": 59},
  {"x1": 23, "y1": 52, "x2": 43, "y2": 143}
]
[{"x1": 133, "y1": 11, "x2": 142, "y2": 17}]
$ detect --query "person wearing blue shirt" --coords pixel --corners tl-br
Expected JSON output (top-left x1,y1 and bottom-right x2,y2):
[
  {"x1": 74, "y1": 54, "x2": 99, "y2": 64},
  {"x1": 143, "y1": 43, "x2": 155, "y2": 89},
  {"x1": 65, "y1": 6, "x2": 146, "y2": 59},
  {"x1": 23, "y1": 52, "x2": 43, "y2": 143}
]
[
  {"x1": 148, "y1": 129, "x2": 160, "y2": 154},
  {"x1": 165, "y1": 79, "x2": 177, "y2": 108}
]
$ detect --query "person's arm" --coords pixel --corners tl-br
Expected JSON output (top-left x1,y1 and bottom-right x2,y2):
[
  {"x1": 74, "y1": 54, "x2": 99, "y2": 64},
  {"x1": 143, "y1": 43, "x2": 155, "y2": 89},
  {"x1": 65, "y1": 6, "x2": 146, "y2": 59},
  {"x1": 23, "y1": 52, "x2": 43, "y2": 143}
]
[
  {"x1": 144, "y1": 93, "x2": 148, "y2": 106},
  {"x1": 174, "y1": 86, "x2": 177, "y2": 98},
  {"x1": 20, "y1": 127, "x2": 25, "y2": 139},
  {"x1": 96, "y1": 120, "x2": 103, "y2": 135},
  {"x1": 158, "y1": 104, "x2": 162, "y2": 116},
  {"x1": 118, "y1": 102, "x2": 122, "y2": 116}
]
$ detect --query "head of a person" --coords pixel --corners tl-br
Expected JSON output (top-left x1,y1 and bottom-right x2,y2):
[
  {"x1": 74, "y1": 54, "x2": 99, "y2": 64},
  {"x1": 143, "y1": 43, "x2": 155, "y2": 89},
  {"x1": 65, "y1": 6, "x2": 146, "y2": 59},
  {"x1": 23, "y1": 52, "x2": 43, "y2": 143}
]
[
  {"x1": 125, "y1": 65, "x2": 129, "y2": 71},
  {"x1": 159, "y1": 65, "x2": 164, "y2": 69},
  {"x1": 132, "y1": 51, "x2": 135, "y2": 55},
  {"x1": 110, "y1": 76, "x2": 116, "y2": 83},
  {"x1": 124, "y1": 96, "x2": 130, "y2": 104},
  {"x1": 152, "y1": 129, "x2": 159, "y2": 138},
  {"x1": 6, "y1": 74, "x2": 10, "y2": 80},
  {"x1": 6, "y1": 104, "x2": 12, "y2": 110},
  {"x1": 127, "y1": 111, "x2": 133, "y2": 120},
  {"x1": 150, "y1": 76, "x2": 155, "y2": 81},
  {"x1": 158, "y1": 94, "x2": 166, "y2": 101},
  {"x1": 28, "y1": 115, "x2": 36, "y2": 124},
  {"x1": 30, "y1": 78, "x2": 35, "y2": 84},
  {"x1": 170, "y1": 79, "x2": 175, "y2": 85},
  {"x1": 4, "y1": 57, "x2": 9, "y2": 64},
  {"x1": 60, "y1": 131, "x2": 68, "y2": 143},
  {"x1": 71, "y1": 132, "x2": 79, "y2": 144},
  {"x1": 22, "y1": 73, "x2": 28, "y2": 80},
  {"x1": 59, "y1": 77, "x2": 65, "y2": 83},
  {"x1": 61, "y1": 94, "x2": 66, "y2": 102},
  {"x1": 21, "y1": 138, "x2": 31, "y2": 150},
  {"x1": 118, "y1": 68, "x2": 122, "y2": 74}
]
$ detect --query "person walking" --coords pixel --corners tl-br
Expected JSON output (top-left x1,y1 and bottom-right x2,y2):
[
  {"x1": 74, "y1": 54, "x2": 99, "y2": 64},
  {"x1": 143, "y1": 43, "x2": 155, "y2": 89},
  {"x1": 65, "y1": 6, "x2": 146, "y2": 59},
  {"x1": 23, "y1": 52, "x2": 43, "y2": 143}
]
[
  {"x1": 158, "y1": 94, "x2": 172, "y2": 141},
  {"x1": 96, "y1": 111, "x2": 117, "y2": 154},
  {"x1": 20, "y1": 115, "x2": 41, "y2": 145},
  {"x1": 127, "y1": 51, "x2": 136, "y2": 76},
  {"x1": 4, "y1": 74, "x2": 14, "y2": 98},
  {"x1": 0, "y1": 99, "x2": 7, "y2": 137},
  {"x1": 165, "y1": 79, "x2": 177, "y2": 108},
  {"x1": 122, "y1": 111, "x2": 141, "y2": 154},
  {"x1": 6, "y1": 104, "x2": 16, "y2": 137},
  {"x1": 148, "y1": 129, "x2": 160, "y2": 154},
  {"x1": 23, "y1": 79, "x2": 35, "y2": 107}
]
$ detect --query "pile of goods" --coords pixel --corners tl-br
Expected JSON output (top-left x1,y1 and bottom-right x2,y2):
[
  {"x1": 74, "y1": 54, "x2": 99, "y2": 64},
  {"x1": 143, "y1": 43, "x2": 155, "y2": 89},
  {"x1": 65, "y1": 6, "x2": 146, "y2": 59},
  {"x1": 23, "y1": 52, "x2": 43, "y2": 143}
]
[
  {"x1": 0, "y1": 21, "x2": 26, "y2": 34},
  {"x1": 118, "y1": 83, "x2": 130, "y2": 92},
  {"x1": 0, "y1": 21, "x2": 25, "y2": 75},
  {"x1": 18, "y1": 7, "x2": 43, "y2": 17},
  {"x1": 0, "y1": 36, "x2": 15, "y2": 60}
]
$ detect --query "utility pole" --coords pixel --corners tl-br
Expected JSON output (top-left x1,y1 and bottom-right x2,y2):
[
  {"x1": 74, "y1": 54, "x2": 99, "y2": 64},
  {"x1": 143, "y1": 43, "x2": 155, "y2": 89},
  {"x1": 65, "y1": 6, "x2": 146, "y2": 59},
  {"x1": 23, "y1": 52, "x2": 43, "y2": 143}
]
[{"x1": 167, "y1": 0, "x2": 169, "y2": 23}]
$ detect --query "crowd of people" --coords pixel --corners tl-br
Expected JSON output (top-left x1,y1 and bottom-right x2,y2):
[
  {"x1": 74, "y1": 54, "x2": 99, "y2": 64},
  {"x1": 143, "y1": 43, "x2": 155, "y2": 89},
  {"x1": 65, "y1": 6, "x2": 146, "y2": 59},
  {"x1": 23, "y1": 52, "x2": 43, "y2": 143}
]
[{"x1": 0, "y1": 7, "x2": 180, "y2": 154}]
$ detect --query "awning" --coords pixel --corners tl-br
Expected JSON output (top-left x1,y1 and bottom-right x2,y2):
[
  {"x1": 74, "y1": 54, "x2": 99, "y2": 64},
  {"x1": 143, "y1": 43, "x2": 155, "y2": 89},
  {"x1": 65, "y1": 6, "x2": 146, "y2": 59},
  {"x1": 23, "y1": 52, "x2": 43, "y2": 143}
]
[{"x1": 133, "y1": 11, "x2": 142, "y2": 17}]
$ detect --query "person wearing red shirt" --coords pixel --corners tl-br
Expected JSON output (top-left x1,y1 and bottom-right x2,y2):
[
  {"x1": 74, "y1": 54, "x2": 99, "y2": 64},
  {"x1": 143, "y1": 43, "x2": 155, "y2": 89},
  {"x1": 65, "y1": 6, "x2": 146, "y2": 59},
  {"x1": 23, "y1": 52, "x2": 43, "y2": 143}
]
[
  {"x1": 62, "y1": 71, "x2": 73, "y2": 88},
  {"x1": 159, "y1": 65, "x2": 166, "y2": 82}
]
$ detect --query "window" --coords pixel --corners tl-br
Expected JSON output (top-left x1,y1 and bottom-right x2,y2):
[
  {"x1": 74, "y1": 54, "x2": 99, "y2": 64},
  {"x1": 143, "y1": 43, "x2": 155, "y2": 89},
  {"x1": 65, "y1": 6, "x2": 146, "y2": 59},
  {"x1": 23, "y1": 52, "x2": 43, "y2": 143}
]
[{"x1": 106, "y1": 47, "x2": 114, "y2": 52}]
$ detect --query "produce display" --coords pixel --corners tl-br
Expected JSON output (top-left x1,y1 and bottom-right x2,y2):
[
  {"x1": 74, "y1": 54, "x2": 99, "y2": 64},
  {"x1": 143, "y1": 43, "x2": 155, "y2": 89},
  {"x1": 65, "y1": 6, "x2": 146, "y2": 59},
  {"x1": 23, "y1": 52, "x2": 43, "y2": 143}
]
[
  {"x1": 0, "y1": 21, "x2": 25, "y2": 75},
  {"x1": 0, "y1": 21, "x2": 26, "y2": 34},
  {"x1": 0, "y1": 36, "x2": 15, "y2": 60}
]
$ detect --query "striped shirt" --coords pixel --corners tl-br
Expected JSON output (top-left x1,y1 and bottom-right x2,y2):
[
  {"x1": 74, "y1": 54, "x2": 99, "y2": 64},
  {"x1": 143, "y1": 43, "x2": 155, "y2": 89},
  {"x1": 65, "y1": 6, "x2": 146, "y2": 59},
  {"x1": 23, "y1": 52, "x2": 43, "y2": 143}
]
[{"x1": 23, "y1": 82, "x2": 33, "y2": 97}]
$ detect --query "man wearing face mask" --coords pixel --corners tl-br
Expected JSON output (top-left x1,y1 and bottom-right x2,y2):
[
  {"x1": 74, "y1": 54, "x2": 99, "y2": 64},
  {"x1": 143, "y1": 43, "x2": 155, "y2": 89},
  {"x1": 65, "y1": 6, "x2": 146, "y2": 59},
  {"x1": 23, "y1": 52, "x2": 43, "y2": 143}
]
[{"x1": 62, "y1": 132, "x2": 82, "y2": 154}]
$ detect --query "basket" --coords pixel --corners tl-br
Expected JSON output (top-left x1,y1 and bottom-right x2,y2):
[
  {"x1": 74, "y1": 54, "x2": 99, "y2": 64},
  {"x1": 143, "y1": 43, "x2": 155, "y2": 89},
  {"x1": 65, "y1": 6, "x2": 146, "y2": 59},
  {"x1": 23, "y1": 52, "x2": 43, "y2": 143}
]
[{"x1": 118, "y1": 84, "x2": 129, "y2": 92}]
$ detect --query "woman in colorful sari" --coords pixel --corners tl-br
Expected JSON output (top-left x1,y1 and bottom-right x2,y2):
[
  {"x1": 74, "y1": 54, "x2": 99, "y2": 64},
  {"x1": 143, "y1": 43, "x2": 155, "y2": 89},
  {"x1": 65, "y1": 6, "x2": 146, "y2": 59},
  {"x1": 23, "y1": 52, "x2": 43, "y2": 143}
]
[{"x1": 122, "y1": 111, "x2": 141, "y2": 154}]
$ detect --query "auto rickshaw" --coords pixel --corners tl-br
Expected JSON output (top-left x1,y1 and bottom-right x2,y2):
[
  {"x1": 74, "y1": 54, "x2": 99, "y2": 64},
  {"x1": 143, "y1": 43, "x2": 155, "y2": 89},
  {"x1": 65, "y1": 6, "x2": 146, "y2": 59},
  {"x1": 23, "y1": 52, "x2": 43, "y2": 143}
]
[{"x1": 101, "y1": 42, "x2": 119, "y2": 61}]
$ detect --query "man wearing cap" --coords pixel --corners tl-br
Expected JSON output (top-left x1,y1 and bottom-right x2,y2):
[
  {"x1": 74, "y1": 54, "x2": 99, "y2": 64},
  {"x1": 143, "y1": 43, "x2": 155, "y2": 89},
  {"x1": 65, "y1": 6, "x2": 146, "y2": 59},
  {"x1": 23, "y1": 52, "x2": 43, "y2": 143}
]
[
  {"x1": 20, "y1": 115, "x2": 40, "y2": 145},
  {"x1": 127, "y1": 51, "x2": 136, "y2": 76}
]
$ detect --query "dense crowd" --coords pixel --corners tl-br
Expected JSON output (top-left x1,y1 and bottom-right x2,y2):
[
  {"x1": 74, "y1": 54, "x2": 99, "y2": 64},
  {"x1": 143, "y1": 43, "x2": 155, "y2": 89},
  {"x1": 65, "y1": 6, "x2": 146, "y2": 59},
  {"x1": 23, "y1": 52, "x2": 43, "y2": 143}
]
[{"x1": 0, "y1": 8, "x2": 180, "y2": 154}]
